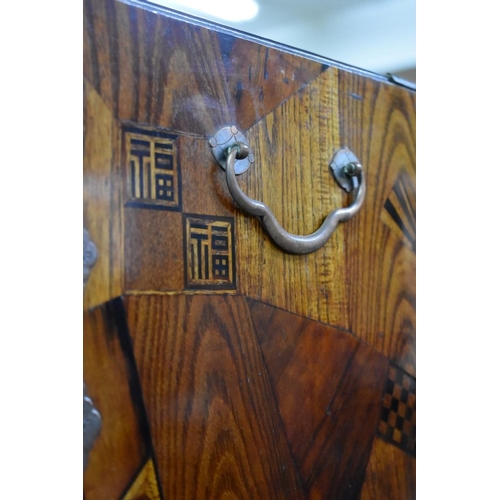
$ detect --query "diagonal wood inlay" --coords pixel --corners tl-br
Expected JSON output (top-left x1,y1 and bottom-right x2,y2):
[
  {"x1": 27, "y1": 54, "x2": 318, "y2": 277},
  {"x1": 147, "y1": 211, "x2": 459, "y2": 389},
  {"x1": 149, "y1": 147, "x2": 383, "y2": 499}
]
[
  {"x1": 84, "y1": 1, "x2": 416, "y2": 497},
  {"x1": 84, "y1": 0, "x2": 326, "y2": 135},
  {"x1": 248, "y1": 299, "x2": 388, "y2": 500},
  {"x1": 125, "y1": 294, "x2": 305, "y2": 500}
]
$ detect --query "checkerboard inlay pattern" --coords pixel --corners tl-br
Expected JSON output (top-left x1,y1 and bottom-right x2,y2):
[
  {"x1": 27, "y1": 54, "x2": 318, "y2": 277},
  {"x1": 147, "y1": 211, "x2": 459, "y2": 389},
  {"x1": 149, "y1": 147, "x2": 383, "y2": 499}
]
[{"x1": 378, "y1": 364, "x2": 416, "y2": 455}]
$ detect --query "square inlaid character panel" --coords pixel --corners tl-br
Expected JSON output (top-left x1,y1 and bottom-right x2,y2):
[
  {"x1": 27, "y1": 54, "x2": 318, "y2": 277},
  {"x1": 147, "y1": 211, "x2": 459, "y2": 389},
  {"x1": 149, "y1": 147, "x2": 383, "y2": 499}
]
[
  {"x1": 122, "y1": 126, "x2": 182, "y2": 212},
  {"x1": 183, "y1": 214, "x2": 236, "y2": 290}
]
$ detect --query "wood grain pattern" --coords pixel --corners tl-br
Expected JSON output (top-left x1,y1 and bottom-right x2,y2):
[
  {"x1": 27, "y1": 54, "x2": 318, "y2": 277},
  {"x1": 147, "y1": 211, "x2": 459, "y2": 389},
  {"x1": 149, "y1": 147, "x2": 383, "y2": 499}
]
[
  {"x1": 84, "y1": 0, "x2": 415, "y2": 377},
  {"x1": 360, "y1": 437, "x2": 416, "y2": 500},
  {"x1": 122, "y1": 459, "x2": 161, "y2": 500},
  {"x1": 124, "y1": 208, "x2": 184, "y2": 291},
  {"x1": 238, "y1": 67, "x2": 349, "y2": 327},
  {"x1": 84, "y1": 1, "x2": 416, "y2": 497},
  {"x1": 236, "y1": 67, "x2": 415, "y2": 376},
  {"x1": 178, "y1": 135, "x2": 235, "y2": 218},
  {"x1": 83, "y1": 300, "x2": 149, "y2": 500},
  {"x1": 380, "y1": 170, "x2": 416, "y2": 253},
  {"x1": 124, "y1": 294, "x2": 305, "y2": 500},
  {"x1": 339, "y1": 72, "x2": 416, "y2": 376},
  {"x1": 83, "y1": 78, "x2": 123, "y2": 309},
  {"x1": 122, "y1": 133, "x2": 236, "y2": 294},
  {"x1": 218, "y1": 35, "x2": 327, "y2": 131},
  {"x1": 83, "y1": 0, "x2": 325, "y2": 136},
  {"x1": 248, "y1": 299, "x2": 388, "y2": 500}
]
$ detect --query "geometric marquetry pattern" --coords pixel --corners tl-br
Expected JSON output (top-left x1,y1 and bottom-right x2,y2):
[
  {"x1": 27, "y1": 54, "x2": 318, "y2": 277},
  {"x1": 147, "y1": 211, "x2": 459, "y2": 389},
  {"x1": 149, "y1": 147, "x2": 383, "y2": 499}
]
[
  {"x1": 85, "y1": 0, "x2": 417, "y2": 496},
  {"x1": 184, "y1": 214, "x2": 236, "y2": 290},
  {"x1": 124, "y1": 126, "x2": 181, "y2": 211},
  {"x1": 248, "y1": 298, "x2": 388, "y2": 500},
  {"x1": 381, "y1": 170, "x2": 416, "y2": 253},
  {"x1": 378, "y1": 363, "x2": 416, "y2": 455}
]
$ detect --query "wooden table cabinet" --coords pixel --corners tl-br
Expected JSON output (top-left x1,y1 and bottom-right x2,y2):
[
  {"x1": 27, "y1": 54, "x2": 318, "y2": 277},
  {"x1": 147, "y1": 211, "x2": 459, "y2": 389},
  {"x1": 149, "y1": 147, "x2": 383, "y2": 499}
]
[{"x1": 83, "y1": 1, "x2": 416, "y2": 498}]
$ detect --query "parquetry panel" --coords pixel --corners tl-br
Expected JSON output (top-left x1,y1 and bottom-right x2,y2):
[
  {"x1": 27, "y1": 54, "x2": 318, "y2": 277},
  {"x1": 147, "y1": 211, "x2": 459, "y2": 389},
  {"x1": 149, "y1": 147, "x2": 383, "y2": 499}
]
[
  {"x1": 124, "y1": 294, "x2": 305, "y2": 500},
  {"x1": 85, "y1": 0, "x2": 416, "y2": 382},
  {"x1": 248, "y1": 299, "x2": 388, "y2": 500},
  {"x1": 84, "y1": 0, "x2": 326, "y2": 135}
]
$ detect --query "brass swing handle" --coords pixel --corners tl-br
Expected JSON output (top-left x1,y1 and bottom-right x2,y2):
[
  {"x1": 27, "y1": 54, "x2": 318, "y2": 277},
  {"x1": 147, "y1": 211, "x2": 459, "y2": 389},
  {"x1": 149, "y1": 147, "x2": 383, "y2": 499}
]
[{"x1": 224, "y1": 142, "x2": 366, "y2": 255}]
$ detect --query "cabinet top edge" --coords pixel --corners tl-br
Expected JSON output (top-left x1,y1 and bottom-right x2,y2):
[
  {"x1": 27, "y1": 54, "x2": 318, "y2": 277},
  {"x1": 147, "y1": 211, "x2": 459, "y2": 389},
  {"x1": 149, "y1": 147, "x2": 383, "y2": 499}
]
[{"x1": 121, "y1": 0, "x2": 415, "y2": 93}]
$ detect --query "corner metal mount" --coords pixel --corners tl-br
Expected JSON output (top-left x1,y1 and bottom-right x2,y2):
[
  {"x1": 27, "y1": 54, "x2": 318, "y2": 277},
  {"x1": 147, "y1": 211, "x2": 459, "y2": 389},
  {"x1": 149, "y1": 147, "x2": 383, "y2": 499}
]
[
  {"x1": 83, "y1": 384, "x2": 102, "y2": 470},
  {"x1": 209, "y1": 126, "x2": 254, "y2": 175},
  {"x1": 83, "y1": 228, "x2": 98, "y2": 289}
]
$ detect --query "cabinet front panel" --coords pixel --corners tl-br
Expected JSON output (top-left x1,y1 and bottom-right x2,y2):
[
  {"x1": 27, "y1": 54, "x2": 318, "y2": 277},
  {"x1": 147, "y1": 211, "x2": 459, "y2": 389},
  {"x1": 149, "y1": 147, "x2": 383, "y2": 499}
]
[{"x1": 84, "y1": 1, "x2": 416, "y2": 498}]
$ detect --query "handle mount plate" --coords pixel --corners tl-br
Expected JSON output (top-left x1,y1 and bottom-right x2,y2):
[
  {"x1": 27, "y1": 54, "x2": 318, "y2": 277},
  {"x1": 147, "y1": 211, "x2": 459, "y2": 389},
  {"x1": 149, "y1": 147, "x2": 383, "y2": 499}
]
[
  {"x1": 330, "y1": 148, "x2": 362, "y2": 193},
  {"x1": 209, "y1": 126, "x2": 254, "y2": 175}
]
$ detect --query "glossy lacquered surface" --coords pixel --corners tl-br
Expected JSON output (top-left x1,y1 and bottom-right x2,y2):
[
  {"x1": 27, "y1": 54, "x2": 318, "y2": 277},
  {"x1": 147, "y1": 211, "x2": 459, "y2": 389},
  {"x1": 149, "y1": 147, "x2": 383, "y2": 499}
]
[{"x1": 83, "y1": 0, "x2": 416, "y2": 498}]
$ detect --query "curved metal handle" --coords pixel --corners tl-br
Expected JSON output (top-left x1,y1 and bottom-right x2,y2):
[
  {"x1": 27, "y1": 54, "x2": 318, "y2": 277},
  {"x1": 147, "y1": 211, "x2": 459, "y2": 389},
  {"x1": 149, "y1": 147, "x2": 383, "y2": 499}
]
[{"x1": 224, "y1": 142, "x2": 366, "y2": 255}]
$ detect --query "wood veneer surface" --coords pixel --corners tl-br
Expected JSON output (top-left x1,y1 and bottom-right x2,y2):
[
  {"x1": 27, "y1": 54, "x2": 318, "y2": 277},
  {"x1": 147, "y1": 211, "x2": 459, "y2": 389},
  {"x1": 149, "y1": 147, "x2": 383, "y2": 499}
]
[{"x1": 83, "y1": 1, "x2": 416, "y2": 497}]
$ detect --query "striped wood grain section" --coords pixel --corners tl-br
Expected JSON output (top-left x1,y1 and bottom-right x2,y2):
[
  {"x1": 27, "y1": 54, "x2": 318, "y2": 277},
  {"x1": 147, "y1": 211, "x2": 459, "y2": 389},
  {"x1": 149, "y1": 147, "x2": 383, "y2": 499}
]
[
  {"x1": 124, "y1": 294, "x2": 305, "y2": 500},
  {"x1": 248, "y1": 299, "x2": 388, "y2": 500},
  {"x1": 360, "y1": 437, "x2": 416, "y2": 500},
  {"x1": 339, "y1": 71, "x2": 416, "y2": 376},
  {"x1": 238, "y1": 67, "x2": 349, "y2": 328},
  {"x1": 381, "y1": 170, "x2": 416, "y2": 253}
]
